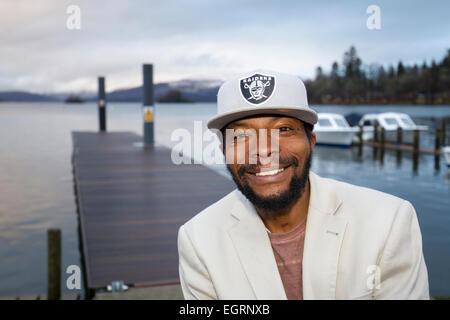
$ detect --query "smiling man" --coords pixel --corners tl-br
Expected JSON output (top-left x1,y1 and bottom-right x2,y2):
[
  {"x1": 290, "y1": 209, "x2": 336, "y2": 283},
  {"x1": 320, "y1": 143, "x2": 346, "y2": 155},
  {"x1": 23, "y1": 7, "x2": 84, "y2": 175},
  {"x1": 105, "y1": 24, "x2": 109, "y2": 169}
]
[{"x1": 177, "y1": 70, "x2": 429, "y2": 300}]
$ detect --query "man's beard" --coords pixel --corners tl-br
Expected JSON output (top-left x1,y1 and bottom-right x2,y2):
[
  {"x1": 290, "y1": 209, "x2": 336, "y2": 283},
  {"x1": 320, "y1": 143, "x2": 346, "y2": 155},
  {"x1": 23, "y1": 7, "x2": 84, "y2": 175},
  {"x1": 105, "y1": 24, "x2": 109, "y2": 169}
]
[{"x1": 226, "y1": 152, "x2": 312, "y2": 214}]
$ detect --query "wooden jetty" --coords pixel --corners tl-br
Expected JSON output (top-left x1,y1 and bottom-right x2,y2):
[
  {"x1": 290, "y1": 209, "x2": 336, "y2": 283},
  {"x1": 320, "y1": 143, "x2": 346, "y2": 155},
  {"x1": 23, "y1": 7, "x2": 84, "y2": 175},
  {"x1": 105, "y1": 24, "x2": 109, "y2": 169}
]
[
  {"x1": 71, "y1": 131, "x2": 234, "y2": 294},
  {"x1": 355, "y1": 125, "x2": 445, "y2": 156},
  {"x1": 360, "y1": 141, "x2": 443, "y2": 155}
]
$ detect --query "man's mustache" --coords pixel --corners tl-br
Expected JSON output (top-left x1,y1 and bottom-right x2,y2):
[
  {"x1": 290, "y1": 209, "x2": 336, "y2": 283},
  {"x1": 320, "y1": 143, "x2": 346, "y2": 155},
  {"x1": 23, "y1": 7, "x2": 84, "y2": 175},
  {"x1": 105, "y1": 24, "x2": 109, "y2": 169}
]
[{"x1": 237, "y1": 156, "x2": 299, "y2": 176}]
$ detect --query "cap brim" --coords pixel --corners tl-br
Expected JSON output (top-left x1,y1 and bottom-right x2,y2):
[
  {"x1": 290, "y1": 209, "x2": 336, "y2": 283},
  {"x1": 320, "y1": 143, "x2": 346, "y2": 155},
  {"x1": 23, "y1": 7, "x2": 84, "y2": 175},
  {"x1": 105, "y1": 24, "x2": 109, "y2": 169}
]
[{"x1": 207, "y1": 106, "x2": 318, "y2": 131}]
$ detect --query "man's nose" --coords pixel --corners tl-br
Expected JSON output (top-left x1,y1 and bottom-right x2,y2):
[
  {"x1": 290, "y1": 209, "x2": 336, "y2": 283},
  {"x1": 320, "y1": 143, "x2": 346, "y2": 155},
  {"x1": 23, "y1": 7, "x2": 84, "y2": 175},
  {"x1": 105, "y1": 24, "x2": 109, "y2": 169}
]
[{"x1": 250, "y1": 129, "x2": 279, "y2": 165}]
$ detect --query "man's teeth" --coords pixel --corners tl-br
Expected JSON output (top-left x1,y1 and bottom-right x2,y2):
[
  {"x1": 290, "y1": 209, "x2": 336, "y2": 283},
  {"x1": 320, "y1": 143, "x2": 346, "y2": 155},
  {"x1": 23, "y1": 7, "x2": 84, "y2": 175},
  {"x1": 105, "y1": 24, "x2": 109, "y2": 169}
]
[{"x1": 255, "y1": 168, "x2": 284, "y2": 176}]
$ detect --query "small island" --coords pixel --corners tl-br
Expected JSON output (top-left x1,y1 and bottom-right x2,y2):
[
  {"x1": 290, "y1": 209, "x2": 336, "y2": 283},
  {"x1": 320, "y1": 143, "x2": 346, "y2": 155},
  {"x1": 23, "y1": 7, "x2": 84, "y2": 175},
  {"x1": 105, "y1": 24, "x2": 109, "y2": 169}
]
[
  {"x1": 65, "y1": 95, "x2": 84, "y2": 103},
  {"x1": 157, "y1": 89, "x2": 193, "y2": 103}
]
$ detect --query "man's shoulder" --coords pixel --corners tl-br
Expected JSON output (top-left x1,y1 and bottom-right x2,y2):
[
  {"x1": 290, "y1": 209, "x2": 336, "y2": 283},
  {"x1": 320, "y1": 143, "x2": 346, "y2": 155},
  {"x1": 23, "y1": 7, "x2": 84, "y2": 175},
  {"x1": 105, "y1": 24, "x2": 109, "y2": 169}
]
[
  {"x1": 314, "y1": 173, "x2": 417, "y2": 248},
  {"x1": 319, "y1": 173, "x2": 411, "y2": 218},
  {"x1": 336, "y1": 177, "x2": 403, "y2": 203},
  {"x1": 181, "y1": 188, "x2": 239, "y2": 235}
]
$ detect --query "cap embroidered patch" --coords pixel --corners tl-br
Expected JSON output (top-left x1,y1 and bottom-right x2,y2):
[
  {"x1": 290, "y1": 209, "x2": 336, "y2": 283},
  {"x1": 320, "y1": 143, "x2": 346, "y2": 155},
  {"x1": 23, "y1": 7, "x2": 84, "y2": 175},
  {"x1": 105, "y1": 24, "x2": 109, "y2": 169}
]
[{"x1": 239, "y1": 73, "x2": 275, "y2": 105}]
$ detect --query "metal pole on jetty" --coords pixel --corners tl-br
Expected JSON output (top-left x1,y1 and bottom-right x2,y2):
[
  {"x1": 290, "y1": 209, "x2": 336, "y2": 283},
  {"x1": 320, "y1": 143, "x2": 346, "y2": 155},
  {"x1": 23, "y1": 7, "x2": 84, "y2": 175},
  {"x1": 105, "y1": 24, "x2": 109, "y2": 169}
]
[
  {"x1": 142, "y1": 64, "x2": 154, "y2": 147},
  {"x1": 98, "y1": 77, "x2": 106, "y2": 132},
  {"x1": 47, "y1": 229, "x2": 61, "y2": 300}
]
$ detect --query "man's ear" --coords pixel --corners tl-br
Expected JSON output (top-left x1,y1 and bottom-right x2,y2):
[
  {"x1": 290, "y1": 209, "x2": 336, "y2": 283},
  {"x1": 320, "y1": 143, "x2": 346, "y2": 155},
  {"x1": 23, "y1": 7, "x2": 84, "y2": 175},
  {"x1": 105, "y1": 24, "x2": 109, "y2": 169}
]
[{"x1": 310, "y1": 131, "x2": 317, "y2": 150}]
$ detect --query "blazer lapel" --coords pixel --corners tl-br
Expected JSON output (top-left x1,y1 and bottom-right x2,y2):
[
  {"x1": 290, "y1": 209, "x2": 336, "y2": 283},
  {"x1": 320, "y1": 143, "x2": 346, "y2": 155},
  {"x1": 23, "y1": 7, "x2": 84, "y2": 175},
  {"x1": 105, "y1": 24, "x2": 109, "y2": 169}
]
[
  {"x1": 227, "y1": 193, "x2": 287, "y2": 300},
  {"x1": 302, "y1": 171, "x2": 348, "y2": 300}
]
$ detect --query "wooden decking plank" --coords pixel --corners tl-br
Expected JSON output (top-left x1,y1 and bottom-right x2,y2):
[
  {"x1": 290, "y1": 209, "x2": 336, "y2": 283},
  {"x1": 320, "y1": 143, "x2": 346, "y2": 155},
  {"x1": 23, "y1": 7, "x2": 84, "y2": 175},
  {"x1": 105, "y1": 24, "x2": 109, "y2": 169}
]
[{"x1": 72, "y1": 131, "x2": 234, "y2": 289}]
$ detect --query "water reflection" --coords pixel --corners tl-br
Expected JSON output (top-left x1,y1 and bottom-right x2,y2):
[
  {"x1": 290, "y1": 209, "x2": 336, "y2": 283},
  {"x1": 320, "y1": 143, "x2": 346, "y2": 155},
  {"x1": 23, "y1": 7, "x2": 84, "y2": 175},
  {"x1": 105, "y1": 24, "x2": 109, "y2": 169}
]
[{"x1": 445, "y1": 169, "x2": 450, "y2": 185}]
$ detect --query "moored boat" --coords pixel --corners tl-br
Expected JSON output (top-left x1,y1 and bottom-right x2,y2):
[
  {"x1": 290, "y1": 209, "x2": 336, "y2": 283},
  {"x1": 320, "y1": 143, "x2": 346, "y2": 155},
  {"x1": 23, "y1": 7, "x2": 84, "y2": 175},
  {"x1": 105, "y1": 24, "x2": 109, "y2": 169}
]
[
  {"x1": 356, "y1": 112, "x2": 428, "y2": 144},
  {"x1": 314, "y1": 113, "x2": 359, "y2": 147}
]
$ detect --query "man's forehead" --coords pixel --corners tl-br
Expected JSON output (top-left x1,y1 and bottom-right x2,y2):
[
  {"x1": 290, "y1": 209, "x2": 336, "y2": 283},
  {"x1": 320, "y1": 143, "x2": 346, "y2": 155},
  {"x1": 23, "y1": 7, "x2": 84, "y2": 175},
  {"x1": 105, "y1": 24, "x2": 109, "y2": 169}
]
[{"x1": 226, "y1": 115, "x2": 303, "y2": 128}]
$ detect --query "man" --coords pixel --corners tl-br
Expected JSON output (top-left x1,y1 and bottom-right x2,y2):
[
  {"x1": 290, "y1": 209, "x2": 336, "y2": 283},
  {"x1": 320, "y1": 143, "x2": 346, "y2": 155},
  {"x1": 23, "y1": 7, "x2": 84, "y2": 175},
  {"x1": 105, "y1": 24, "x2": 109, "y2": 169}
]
[{"x1": 177, "y1": 69, "x2": 429, "y2": 300}]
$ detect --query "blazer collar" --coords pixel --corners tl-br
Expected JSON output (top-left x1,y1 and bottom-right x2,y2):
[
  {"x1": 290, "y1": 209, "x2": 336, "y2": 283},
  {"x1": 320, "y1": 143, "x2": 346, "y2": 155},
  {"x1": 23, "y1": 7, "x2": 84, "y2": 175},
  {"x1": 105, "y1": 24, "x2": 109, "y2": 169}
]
[
  {"x1": 228, "y1": 191, "x2": 287, "y2": 299},
  {"x1": 302, "y1": 171, "x2": 348, "y2": 300},
  {"x1": 307, "y1": 171, "x2": 343, "y2": 215},
  {"x1": 228, "y1": 170, "x2": 347, "y2": 300}
]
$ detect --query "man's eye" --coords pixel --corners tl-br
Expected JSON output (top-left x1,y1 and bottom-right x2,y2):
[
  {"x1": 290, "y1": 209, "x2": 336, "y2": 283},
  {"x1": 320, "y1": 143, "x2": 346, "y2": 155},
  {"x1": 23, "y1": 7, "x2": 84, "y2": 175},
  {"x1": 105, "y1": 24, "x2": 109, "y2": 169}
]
[
  {"x1": 279, "y1": 127, "x2": 292, "y2": 132},
  {"x1": 234, "y1": 133, "x2": 249, "y2": 140}
]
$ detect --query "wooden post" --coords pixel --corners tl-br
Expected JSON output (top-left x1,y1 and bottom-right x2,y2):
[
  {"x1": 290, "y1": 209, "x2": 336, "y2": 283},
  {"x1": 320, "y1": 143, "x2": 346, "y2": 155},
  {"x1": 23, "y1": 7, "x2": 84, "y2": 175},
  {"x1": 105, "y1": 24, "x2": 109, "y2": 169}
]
[
  {"x1": 413, "y1": 129, "x2": 420, "y2": 153},
  {"x1": 412, "y1": 129, "x2": 419, "y2": 173},
  {"x1": 396, "y1": 127, "x2": 402, "y2": 145},
  {"x1": 441, "y1": 118, "x2": 446, "y2": 146},
  {"x1": 435, "y1": 129, "x2": 441, "y2": 170},
  {"x1": 358, "y1": 125, "x2": 363, "y2": 157},
  {"x1": 373, "y1": 123, "x2": 379, "y2": 160},
  {"x1": 380, "y1": 127, "x2": 385, "y2": 147},
  {"x1": 47, "y1": 229, "x2": 61, "y2": 300},
  {"x1": 373, "y1": 123, "x2": 379, "y2": 143},
  {"x1": 380, "y1": 127, "x2": 385, "y2": 162},
  {"x1": 98, "y1": 77, "x2": 106, "y2": 132}
]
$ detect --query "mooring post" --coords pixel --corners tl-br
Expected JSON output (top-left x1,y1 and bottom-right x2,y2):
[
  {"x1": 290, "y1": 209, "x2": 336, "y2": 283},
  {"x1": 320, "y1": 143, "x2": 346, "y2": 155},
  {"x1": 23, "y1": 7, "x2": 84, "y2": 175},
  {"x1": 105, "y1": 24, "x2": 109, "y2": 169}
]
[
  {"x1": 142, "y1": 64, "x2": 154, "y2": 147},
  {"x1": 358, "y1": 125, "x2": 363, "y2": 157},
  {"x1": 47, "y1": 229, "x2": 61, "y2": 300},
  {"x1": 413, "y1": 129, "x2": 420, "y2": 153},
  {"x1": 396, "y1": 127, "x2": 402, "y2": 145},
  {"x1": 380, "y1": 127, "x2": 385, "y2": 162},
  {"x1": 412, "y1": 129, "x2": 419, "y2": 173},
  {"x1": 373, "y1": 123, "x2": 379, "y2": 144},
  {"x1": 98, "y1": 77, "x2": 106, "y2": 132},
  {"x1": 373, "y1": 123, "x2": 379, "y2": 159},
  {"x1": 435, "y1": 128, "x2": 441, "y2": 170},
  {"x1": 441, "y1": 118, "x2": 446, "y2": 146}
]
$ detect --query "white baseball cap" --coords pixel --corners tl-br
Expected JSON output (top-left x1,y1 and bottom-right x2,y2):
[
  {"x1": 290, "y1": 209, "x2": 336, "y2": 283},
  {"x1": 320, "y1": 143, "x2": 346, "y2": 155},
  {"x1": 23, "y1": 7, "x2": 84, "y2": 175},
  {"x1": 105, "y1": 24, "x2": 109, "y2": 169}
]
[{"x1": 207, "y1": 69, "x2": 318, "y2": 131}]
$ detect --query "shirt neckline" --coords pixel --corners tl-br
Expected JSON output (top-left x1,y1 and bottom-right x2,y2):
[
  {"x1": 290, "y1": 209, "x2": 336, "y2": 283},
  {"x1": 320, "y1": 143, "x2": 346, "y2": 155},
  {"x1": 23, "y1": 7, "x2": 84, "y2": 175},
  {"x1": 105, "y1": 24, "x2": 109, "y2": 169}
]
[{"x1": 266, "y1": 217, "x2": 307, "y2": 242}]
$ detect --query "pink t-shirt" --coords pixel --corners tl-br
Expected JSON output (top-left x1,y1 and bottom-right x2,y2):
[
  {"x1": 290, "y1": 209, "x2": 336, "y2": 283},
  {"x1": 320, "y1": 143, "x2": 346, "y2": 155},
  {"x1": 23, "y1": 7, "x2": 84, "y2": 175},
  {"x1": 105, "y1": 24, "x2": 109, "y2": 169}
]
[{"x1": 267, "y1": 218, "x2": 307, "y2": 300}]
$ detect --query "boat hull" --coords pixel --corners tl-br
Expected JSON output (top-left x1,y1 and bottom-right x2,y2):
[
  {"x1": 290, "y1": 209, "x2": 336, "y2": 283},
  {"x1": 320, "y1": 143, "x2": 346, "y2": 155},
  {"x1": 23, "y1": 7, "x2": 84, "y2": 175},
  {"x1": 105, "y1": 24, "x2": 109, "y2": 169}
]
[
  {"x1": 443, "y1": 147, "x2": 450, "y2": 167},
  {"x1": 315, "y1": 130, "x2": 357, "y2": 147}
]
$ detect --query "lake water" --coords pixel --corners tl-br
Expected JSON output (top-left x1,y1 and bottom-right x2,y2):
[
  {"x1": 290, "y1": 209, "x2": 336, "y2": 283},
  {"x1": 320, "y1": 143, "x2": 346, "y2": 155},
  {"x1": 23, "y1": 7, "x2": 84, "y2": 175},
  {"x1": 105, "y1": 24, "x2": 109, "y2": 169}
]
[{"x1": 0, "y1": 102, "x2": 449, "y2": 298}]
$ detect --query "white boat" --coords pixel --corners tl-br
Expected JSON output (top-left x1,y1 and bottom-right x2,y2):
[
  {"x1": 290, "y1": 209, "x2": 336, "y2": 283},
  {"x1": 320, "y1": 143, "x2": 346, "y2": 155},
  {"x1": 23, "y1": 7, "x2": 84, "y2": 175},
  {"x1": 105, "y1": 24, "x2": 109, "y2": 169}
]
[
  {"x1": 443, "y1": 146, "x2": 450, "y2": 168},
  {"x1": 314, "y1": 113, "x2": 359, "y2": 147},
  {"x1": 356, "y1": 112, "x2": 428, "y2": 144}
]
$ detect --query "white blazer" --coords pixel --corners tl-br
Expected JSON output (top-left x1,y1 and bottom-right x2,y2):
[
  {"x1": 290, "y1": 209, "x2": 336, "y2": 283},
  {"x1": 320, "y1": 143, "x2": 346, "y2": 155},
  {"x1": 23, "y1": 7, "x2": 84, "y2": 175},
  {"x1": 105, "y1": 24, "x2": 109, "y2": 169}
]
[{"x1": 177, "y1": 171, "x2": 429, "y2": 300}]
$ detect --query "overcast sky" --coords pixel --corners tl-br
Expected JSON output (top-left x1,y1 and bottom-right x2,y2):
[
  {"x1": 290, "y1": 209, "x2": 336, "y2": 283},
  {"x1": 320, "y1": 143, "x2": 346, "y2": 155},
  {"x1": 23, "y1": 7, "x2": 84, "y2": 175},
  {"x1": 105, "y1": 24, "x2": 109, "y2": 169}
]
[{"x1": 0, "y1": 0, "x2": 448, "y2": 93}]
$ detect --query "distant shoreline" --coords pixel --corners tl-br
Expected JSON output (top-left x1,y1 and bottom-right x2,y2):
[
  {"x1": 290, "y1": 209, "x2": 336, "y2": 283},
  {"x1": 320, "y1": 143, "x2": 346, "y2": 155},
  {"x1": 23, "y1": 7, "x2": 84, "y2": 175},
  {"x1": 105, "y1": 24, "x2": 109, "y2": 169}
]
[{"x1": 1, "y1": 101, "x2": 449, "y2": 107}]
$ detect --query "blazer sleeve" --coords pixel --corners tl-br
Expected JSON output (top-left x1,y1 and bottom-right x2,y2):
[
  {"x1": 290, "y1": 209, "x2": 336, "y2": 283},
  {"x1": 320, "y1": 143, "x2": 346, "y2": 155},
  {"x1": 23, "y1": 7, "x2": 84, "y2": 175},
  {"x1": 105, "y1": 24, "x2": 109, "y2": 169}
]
[
  {"x1": 374, "y1": 200, "x2": 430, "y2": 299},
  {"x1": 177, "y1": 225, "x2": 218, "y2": 300}
]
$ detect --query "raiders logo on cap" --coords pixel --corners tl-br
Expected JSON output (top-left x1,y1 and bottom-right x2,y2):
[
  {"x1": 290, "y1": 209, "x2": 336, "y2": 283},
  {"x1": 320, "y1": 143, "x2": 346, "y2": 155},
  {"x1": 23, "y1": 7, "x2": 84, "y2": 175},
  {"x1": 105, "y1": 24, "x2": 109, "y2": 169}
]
[{"x1": 239, "y1": 73, "x2": 275, "y2": 105}]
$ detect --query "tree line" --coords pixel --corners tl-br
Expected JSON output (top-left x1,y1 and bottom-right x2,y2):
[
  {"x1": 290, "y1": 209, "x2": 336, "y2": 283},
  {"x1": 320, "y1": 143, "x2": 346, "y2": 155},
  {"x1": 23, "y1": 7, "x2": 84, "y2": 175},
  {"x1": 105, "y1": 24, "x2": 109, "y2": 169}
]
[{"x1": 305, "y1": 46, "x2": 450, "y2": 105}]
